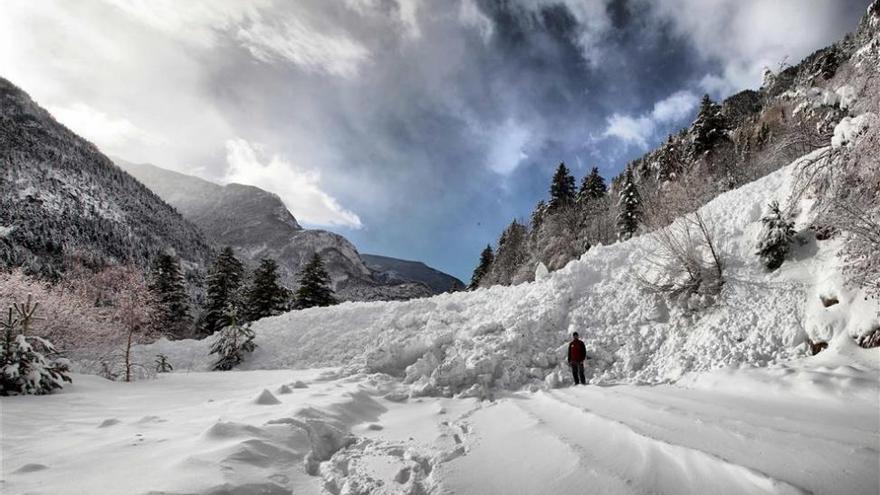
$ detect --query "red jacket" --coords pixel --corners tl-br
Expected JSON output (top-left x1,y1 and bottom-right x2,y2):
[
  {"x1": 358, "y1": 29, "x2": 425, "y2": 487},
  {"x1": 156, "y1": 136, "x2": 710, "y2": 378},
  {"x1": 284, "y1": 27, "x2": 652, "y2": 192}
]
[{"x1": 568, "y1": 338, "x2": 586, "y2": 362}]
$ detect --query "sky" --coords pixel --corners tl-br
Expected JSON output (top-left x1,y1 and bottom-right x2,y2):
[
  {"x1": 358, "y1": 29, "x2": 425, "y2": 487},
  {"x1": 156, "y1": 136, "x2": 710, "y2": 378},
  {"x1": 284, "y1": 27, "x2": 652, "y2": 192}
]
[{"x1": 0, "y1": 0, "x2": 868, "y2": 281}]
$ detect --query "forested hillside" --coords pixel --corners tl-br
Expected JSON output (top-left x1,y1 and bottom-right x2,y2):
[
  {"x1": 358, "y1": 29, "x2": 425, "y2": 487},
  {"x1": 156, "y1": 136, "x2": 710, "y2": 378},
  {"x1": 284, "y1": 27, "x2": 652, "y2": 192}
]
[
  {"x1": 472, "y1": 2, "x2": 879, "y2": 302},
  {"x1": 0, "y1": 78, "x2": 213, "y2": 279}
]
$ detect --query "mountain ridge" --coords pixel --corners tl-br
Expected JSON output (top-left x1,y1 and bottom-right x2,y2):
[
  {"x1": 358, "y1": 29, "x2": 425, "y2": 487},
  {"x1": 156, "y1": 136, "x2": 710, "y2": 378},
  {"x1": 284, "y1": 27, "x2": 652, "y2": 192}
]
[{"x1": 116, "y1": 160, "x2": 461, "y2": 300}]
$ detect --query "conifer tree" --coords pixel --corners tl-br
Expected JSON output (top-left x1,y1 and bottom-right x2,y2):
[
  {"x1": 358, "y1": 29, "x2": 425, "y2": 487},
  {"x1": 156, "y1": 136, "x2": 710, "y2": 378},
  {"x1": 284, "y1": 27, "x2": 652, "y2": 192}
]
[
  {"x1": 292, "y1": 253, "x2": 337, "y2": 309},
  {"x1": 209, "y1": 306, "x2": 256, "y2": 371},
  {"x1": 1, "y1": 299, "x2": 71, "y2": 396},
  {"x1": 577, "y1": 167, "x2": 607, "y2": 203},
  {"x1": 149, "y1": 253, "x2": 192, "y2": 338},
  {"x1": 755, "y1": 201, "x2": 795, "y2": 270},
  {"x1": 468, "y1": 244, "x2": 495, "y2": 289},
  {"x1": 245, "y1": 258, "x2": 290, "y2": 321},
  {"x1": 691, "y1": 94, "x2": 729, "y2": 155},
  {"x1": 485, "y1": 220, "x2": 528, "y2": 286},
  {"x1": 531, "y1": 200, "x2": 548, "y2": 231},
  {"x1": 549, "y1": 162, "x2": 576, "y2": 210},
  {"x1": 202, "y1": 247, "x2": 245, "y2": 336},
  {"x1": 154, "y1": 354, "x2": 173, "y2": 373},
  {"x1": 617, "y1": 168, "x2": 642, "y2": 240}
]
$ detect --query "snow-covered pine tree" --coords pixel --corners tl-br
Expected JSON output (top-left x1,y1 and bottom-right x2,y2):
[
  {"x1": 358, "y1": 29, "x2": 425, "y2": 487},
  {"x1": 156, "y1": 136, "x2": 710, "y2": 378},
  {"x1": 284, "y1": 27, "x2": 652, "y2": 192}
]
[
  {"x1": 755, "y1": 201, "x2": 795, "y2": 270},
  {"x1": 690, "y1": 94, "x2": 729, "y2": 156},
  {"x1": 292, "y1": 253, "x2": 337, "y2": 309},
  {"x1": 577, "y1": 167, "x2": 607, "y2": 203},
  {"x1": 203, "y1": 247, "x2": 245, "y2": 336},
  {"x1": 468, "y1": 245, "x2": 495, "y2": 289},
  {"x1": 549, "y1": 162, "x2": 576, "y2": 210},
  {"x1": 484, "y1": 220, "x2": 528, "y2": 286},
  {"x1": 1, "y1": 299, "x2": 71, "y2": 396},
  {"x1": 617, "y1": 168, "x2": 642, "y2": 240},
  {"x1": 245, "y1": 258, "x2": 290, "y2": 321},
  {"x1": 149, "y1": 253, "x2": 192, "y2": 338},
  {"x1": 154, "y1": 353, "x2": 173, "y2": 373},
  {"x1": 209, "y1": 306, "x2": 256, "y2": 371}
]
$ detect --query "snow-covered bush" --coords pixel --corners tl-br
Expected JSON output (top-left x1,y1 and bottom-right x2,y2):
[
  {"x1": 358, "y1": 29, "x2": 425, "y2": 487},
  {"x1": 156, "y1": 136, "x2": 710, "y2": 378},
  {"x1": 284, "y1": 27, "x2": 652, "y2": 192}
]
[
  {"x1": 755, "y1": 201, "x2": 796, "y2": 270},
  {"x1": 1, "y1": 299, "x2": 71, "y2": 396},
  {"x1": 209, "y1": 307, "x2": 256, "y2": 371}
]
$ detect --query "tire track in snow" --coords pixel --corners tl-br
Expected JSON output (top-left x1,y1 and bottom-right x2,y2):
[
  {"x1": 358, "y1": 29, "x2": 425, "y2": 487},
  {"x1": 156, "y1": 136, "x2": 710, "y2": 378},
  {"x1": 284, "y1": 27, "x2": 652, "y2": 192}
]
[
  {"x1": 512, "y1": 391, "x2": 811, "y2": 495},
  {"x1": 439, "y1": 400, "x2": 643, "y2": 495},
  {"x1": 544, "y1": 385, "x2": 880, "y2": 495}
]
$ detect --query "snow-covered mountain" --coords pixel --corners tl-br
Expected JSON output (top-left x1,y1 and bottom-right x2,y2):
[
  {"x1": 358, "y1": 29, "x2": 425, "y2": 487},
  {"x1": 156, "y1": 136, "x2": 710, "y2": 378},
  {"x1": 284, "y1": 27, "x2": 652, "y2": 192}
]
[
  {"x1": 0, "y1": 77, "x2": 213, "y2": 277},
  {"x1": 362, "y1": 254, "x2": 464, "y2": 293},
  {"x1": 116, "y1": 160, "x2": 456, "y2": 301}
]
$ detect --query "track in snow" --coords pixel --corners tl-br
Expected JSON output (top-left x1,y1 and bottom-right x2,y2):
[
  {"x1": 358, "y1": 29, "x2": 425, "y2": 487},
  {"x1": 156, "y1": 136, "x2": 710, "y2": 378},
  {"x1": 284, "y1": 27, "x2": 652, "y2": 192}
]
[{"x1": 437, "y1": 382, "x2": 879, "y2": 495}]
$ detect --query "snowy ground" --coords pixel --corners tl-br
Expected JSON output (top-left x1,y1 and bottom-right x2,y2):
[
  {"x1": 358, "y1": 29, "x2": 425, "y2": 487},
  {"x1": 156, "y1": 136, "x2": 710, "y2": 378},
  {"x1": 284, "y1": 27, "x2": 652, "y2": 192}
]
[{"x1": 3, "y1": 352, "x2": 878, "y2": 495}]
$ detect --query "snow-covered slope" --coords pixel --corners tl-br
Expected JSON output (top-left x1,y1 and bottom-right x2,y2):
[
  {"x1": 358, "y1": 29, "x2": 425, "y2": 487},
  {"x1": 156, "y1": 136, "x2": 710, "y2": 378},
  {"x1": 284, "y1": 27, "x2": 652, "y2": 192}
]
[
  {"x1": 0, "y1": 78, "x2": 213, "y2": 275},
  {"x1": 140, "y1": 143, "x2": 879, "y2": 396}
]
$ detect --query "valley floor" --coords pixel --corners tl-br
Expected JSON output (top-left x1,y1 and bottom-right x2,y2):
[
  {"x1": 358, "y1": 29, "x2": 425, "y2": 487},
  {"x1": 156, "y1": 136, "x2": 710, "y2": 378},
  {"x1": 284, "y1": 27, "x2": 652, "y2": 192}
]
[{"x1": 2, "y1": 363, "x2": 878, "y2": 495}]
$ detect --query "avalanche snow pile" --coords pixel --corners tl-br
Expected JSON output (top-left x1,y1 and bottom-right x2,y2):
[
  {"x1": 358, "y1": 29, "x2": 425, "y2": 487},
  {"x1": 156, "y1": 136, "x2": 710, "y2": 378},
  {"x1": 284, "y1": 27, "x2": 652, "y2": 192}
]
[{"x1": 141, "y1": 128, "x2": 879, "y2": 398}]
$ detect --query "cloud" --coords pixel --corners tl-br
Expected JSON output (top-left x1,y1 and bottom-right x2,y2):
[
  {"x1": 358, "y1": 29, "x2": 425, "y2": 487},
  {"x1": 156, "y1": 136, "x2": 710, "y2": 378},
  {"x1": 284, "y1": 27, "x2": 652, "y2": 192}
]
[
  {"x1": 602, "y1": 90, "x2": 699, "y2": 148},
  {"x1": 224, "y1": 139, "x2": 363, "y2": 228},
  {"x1": 47, "y1": 102, "x2": 161, "y2": 153},
  {"x1": 236, "y1": 17, "x2": 371, "y2": 78},
  {"x1": 485, "y1": 119, "x2": 532, "y2": 175},
  {"x1": 106, "y1": 0, "x2": 371, "y2": 78},
  {"x1": 643, "y1": 0, "x2": 864, "y2": 96}
]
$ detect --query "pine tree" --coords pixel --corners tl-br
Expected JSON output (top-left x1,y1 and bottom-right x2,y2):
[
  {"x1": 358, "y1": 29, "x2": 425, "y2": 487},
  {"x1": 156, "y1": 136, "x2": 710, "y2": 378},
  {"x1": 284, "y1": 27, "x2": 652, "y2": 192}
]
[
  {"x1": 1, "y1": 300, "x2": 71, "y2": 396},
  {"x1": 690, "y1": 94, "x2": 729, "y2": 155},
  {"x1": 577, "y1": 167, "x2": 607, "y2": 203},
  {"x1": 154, "y1": 354, "x2": 173, "y2": 373},
  {"x1": 245, "y1": 258, "x2": 290, "y2": 321},
  {"x1": 616, "y1": 168, "x2": 642, "y2": 240},
  {"x1": 531, "y1": 200, "x2": 548, "y2": 231},
  {"x1": 755, "y1": 201, "x2": 795, "y2": 270},
  {"x1": 485, "y1": 220, "x2": 528, "y2": 286},
  {"x1": 209, "y1": 306, "x2": 256, "y2": 371},
  {"x1": 468, "y1": 244, "x2": 495, "y2": 289},
  {"x1": 292, "y1": 253, "x2": 337, "y2": 309},
  {"x1": 149, "y1": 253, "x2": 192, "y2": 338},
  {"x1": 202, "y1": 247, "x2": 245, "y2": 336},
  {"x1": 549, "y1": 162, "x2": 576, "y2": 210}
]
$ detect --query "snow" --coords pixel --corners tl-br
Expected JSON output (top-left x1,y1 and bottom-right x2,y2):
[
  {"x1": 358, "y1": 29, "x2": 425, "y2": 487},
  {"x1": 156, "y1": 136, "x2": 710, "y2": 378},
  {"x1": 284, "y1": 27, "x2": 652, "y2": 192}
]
[
  {"x1": 4, "y1": 359, "x2": 877, "y2": 494},
  {"x1": 138, "y1": 152, "x2": 880, "y2": 397},
  {"x1": 831, "y1": 112, "x2": 876, "y2": 148}
]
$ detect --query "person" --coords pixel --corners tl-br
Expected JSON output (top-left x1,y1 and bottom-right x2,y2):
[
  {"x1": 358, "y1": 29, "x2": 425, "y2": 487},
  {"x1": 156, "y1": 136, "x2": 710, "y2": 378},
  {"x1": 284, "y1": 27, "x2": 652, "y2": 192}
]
[{"x1": 567, "y1": 332, "x2": 587, "y2": 385}]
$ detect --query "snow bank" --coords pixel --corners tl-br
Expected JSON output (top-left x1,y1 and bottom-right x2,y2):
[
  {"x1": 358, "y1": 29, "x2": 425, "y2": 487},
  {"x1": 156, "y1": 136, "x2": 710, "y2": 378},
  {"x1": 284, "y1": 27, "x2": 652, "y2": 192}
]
[{"x1": 140, "y1": 149, "x2": 879, "y2": 397}]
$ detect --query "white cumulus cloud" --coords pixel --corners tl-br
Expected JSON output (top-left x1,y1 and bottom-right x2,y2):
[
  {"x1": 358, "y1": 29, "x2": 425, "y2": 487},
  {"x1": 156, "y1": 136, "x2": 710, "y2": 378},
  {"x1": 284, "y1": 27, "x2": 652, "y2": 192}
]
[
  {"x1": 47, "y1": 102, "x2": 161, "y2": 153},
  {"x1": 602, "y1": 90, "x2": 699, "y2": 148},
  {"x1": 224, "y1": 139, "x2": 362, "y2": 228}
]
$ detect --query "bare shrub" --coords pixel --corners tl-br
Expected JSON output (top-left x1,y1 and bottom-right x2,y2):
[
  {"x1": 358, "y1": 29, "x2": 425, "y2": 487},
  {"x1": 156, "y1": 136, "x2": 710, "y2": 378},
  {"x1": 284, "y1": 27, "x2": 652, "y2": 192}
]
[{"x1": 636, "y1": 209, "x2": 724, "y2": 309}]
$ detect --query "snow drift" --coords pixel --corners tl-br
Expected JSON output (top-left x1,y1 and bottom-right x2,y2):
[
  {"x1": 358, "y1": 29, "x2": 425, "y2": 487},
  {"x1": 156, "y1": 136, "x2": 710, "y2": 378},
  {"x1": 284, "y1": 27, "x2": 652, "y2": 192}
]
[{"x1": 140, "y1": 124, "x2": 879, "y2": 398}]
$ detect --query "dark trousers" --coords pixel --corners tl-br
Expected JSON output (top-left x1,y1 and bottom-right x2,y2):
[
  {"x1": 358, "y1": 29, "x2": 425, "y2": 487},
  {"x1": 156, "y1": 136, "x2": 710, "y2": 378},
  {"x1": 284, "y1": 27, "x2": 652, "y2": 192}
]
[{"x1": 570, "y1": 361, "x2": 586, "y2": 385}]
